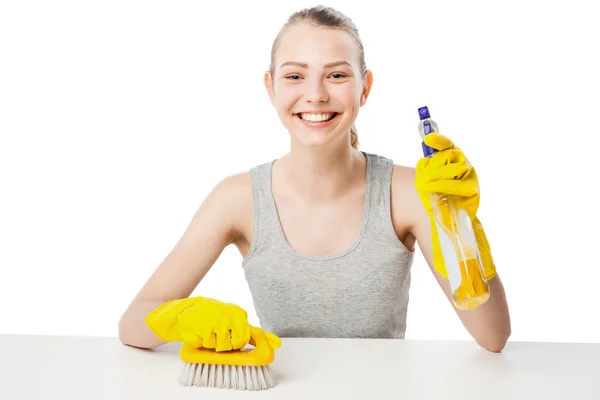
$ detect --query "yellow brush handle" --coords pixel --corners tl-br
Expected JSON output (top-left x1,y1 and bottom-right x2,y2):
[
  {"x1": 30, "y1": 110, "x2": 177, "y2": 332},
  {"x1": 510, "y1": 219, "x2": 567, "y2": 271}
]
[{"x1": 179, "y1": 326, "x2": 280, "y2": 366}]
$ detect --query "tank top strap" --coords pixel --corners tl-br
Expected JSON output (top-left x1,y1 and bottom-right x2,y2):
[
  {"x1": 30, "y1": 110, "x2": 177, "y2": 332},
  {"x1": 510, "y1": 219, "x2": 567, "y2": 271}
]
[
  {"x1": 362, "y1": 152, "x2": 402, "y2": 243},
  {"x1": 243, "y1": 160, "x2": 285, "y2": 264},
  {"x1": 243, "y1": 153, "x2": 400, "y2": 264}
]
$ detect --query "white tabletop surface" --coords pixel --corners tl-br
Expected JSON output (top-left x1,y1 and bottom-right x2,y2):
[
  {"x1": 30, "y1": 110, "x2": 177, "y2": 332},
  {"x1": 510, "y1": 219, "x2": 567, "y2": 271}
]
[{"x1": 0, "y1": 334, "x2": 598, "y2": 399}]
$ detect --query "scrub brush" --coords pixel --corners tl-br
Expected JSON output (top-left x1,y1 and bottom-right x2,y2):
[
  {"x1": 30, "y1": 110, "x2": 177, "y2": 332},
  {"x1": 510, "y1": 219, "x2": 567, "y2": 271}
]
[{"x1": 178, "y1": 326, "x2": 281, "y2": 390}]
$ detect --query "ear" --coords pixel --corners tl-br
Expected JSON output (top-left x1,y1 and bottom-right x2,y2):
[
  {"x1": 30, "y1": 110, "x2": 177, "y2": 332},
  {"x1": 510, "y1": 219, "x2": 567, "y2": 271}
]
[
  {"x1": 360, "y1": 69, "x2": 374, "y2": 107},
  {"x1": 264, "y1": 71, "x2": 276, "y2": 106}
]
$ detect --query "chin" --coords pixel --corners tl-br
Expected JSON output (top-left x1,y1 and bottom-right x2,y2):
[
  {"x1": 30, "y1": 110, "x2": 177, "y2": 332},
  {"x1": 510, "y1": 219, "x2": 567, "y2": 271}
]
[{"x1": 293, "y1": 129, "x2": 348, "y2": 148}]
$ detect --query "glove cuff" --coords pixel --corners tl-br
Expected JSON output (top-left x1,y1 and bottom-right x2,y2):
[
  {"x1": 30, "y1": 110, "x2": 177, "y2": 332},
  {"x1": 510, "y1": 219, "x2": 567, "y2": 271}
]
[
  {"x1": 145, "y1": 298, "x2": 191, "y2": 342},
  {"x1": 472, "y1": 217, "x2": 497, "y2": 280},
  {"x1": 429, "y1": 215, "x2": 496, "y2": 281}
]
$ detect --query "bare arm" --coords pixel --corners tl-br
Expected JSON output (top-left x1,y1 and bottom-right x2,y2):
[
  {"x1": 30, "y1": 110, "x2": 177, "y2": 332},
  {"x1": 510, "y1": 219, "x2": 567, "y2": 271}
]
[
  {"x1": 118, "y1": 172, "x2": 251, "y2": 349},
  {"x1": 413, "y1": 217, "x2": 511, "y2": 352},
  {"x1": 392, "y1": 166, "x2": 511, "y2": 352}
]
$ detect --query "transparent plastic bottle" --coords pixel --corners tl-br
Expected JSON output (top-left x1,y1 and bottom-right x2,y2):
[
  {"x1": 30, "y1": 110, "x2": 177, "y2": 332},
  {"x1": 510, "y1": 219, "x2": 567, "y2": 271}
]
[{"x1": 417, "y1": 106, "x2": 490, "y2": 310}]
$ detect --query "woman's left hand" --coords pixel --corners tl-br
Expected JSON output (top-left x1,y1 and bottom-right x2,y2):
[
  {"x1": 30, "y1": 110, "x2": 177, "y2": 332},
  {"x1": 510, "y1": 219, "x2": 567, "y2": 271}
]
[
  {"x1": 415, "y1": 132, "x2": 480, "y2": 221},
  {"x1": 414, "y1": 132, "x2": 496, "y2": 280}
]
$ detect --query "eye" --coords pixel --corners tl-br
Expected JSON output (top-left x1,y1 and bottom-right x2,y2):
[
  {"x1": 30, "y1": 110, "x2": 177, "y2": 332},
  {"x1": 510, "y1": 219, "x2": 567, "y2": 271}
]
[{"x1": 284, "y1": 73, "x2": 348, "y2": 80}]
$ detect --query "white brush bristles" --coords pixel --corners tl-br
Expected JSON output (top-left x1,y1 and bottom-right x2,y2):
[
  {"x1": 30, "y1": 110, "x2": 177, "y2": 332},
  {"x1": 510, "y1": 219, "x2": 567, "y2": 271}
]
[{"x1": 178, "y1": 362, "x2": 276, "y2": 390}]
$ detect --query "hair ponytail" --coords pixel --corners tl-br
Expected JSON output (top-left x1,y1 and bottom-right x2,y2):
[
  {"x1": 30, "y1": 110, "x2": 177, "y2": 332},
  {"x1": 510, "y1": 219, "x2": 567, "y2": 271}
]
[{"x1": 350, "y1": 124, "x2": 359, "y2": 149}]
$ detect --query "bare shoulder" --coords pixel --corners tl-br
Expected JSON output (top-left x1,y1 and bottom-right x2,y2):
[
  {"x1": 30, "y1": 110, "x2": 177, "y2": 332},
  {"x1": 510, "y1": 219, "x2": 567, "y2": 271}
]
[
  {"x1": 390, "y1": 164, "x2": 415, "y2": 185},
  {"x1": 210, "y1": 171, "x2": 254, "y2": 254},
  {"x1": 164, "y1": 169, "x2": 253, "y2": 261},
  {"x1": 209, "y1": 171, "x2": 253, "y2": 242},
  {"x1": 389, "y1": 164, "x2": 428, "y2": 248},
  {"x1": 390, "y1": 164, "x2": 419, "y2": 222},
  {"x1": 124, "y1": 170, "x2": 254, "y2": 304},
  {"x1": 213, "y1": 170, "x2": 252, "y2": 200}
]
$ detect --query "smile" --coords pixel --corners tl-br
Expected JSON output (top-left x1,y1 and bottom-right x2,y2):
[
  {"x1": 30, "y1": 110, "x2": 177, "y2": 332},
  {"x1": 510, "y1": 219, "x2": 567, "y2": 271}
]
[{"x1": 294, "y1": 112, "x2": 340, "y2": 127}]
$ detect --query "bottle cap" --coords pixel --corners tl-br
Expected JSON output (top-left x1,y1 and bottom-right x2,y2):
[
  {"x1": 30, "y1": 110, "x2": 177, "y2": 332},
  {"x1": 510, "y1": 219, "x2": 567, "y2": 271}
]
[{"x1": 418, "y1": 106, "x2": 430, "y2": 120}]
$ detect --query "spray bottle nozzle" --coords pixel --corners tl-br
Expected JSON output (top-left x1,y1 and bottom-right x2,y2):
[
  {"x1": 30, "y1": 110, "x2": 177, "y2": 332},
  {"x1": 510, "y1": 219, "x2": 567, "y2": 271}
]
[{"x1": 418, "y1": 106, "x2": 430, "y2": 120}]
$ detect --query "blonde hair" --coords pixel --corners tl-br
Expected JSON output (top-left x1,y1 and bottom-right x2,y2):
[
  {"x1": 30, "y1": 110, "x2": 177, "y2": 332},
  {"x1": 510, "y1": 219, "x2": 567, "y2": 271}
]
[{"x1": 268, "y1": 5, "x2": 368, "y2": 149}]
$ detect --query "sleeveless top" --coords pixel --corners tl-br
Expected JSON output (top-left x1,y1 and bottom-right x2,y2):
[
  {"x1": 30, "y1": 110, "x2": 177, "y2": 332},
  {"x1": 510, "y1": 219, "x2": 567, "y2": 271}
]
[{"x1": 241, "y1": 152, "x2": 415, "y2": 339}]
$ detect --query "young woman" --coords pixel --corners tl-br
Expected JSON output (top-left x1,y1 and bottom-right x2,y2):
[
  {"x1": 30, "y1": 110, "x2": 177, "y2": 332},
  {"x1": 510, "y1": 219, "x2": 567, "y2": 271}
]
[{"x1": 118, "y1": 6, "x2": 511, "y2": 353}]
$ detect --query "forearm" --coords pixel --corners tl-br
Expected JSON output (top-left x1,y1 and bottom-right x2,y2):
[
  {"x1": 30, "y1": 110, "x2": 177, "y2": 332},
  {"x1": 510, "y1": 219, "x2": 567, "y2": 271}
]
[
  {"x1": 455, "y1": 273, "x2": 511, "y2": 352},
  {"x1": 118, "y1": 300, "x2": 167, "y2": 349}
]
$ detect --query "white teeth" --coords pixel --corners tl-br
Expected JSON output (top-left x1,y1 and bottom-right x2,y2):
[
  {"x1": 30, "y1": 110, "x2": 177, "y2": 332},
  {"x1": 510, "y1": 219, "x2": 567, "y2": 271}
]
[{"x1": 299, "y1": 112, "x2": 336, "y2": 122}]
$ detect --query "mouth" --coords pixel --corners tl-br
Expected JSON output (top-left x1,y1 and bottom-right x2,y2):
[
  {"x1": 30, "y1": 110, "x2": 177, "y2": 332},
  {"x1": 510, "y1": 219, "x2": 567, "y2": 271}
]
[{"x1": 294, "y1": 112, "x2": 340, "y2": 125}]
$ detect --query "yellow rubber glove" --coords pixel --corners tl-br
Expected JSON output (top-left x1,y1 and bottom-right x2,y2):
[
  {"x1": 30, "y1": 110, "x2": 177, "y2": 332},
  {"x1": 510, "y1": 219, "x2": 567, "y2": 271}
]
[
  {"x1": 146, "y1": 296, "x2": 281, "y2": 352},
  {"x1": 415, "y1": 132, "x2": 496, "y2": 280},
  {"x1": 180, "y1": 326, "x2": 279, "y2": 366}
]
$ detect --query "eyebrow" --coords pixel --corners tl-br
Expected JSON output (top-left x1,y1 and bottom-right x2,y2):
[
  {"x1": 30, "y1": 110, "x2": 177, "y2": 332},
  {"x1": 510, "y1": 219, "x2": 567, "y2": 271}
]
[{"x1": 279, "y1": 60, "x2": 353, "y2": 69}]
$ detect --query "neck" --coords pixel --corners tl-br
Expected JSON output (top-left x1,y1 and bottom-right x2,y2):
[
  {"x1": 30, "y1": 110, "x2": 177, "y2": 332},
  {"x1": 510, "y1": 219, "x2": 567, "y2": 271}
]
[{"x1": 276, "y1": 136, "x2": 366, "y2": 202}]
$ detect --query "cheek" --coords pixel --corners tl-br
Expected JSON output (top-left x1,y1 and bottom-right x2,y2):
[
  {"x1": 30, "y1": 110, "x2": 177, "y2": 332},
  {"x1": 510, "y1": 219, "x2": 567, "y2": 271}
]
[
  {"x1": 276, "y1": 87, "x2": 302, "y2": 112},
  {"x1": 333, "y1": 84, "x2": 359, "y2": 102},
  {"x1": 333, "y1": 86, "x2": 361, "y2": 115}
]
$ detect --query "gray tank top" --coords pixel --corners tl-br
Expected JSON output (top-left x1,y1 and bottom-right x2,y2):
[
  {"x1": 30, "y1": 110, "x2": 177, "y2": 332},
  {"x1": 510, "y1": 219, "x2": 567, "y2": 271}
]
[{"x1": 242, "y1": 152, "x2": 414, "y2": 339}]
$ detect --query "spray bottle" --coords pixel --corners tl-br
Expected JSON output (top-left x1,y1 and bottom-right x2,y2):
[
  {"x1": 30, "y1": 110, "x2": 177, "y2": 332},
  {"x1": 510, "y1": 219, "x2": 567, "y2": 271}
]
[{"x1": 418, "y1": 106, "x2": 490, "y2": 310}]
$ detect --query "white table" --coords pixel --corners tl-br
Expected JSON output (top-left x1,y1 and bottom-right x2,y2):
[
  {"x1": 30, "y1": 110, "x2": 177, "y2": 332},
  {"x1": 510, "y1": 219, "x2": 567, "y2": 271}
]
[{"x1": 1, "y1": 334, "x2": 598, "y2": 399}]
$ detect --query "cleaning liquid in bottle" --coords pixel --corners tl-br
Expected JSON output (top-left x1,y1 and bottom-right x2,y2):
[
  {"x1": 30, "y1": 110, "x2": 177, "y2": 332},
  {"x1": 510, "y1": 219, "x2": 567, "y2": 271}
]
[{"x1": 418, "y1": 106, "x2": 490, "y2": 310}]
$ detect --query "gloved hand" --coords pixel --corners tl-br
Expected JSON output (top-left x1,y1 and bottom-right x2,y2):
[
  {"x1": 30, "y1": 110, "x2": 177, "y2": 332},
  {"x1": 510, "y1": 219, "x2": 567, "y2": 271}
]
[
  {"x1": 180, "y1": 326, "x2": 279, "y2": 367},
  {"x1": 415, "y1": 132, "x2": 496, "y2": 280},
  {"x1": 145, "y1": 296, "x2": 281, "y2": 352}
]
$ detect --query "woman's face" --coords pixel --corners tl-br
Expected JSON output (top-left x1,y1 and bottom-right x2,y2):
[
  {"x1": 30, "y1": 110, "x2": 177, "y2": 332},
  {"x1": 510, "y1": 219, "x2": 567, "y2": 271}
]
[{"x1": 265, "y1": 23, "x2": 372, "y2": 148}]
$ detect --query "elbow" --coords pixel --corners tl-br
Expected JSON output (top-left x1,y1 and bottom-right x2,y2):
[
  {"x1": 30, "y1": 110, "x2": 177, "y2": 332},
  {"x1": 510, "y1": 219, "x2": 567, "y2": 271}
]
[
  {"x1": 117, "y1": 312, "x2": 162, "y2": 350},
  {"x1": 481, "y1": 340, "x2": 507, "y2": 353},
  {"x1": 118, "y1": 322, "x2": 145, "y2": 349},
  {"x1": 478, "y1": 329, "x2": 511, "y2": 353},
  {"x1": 117, "y1": 315, "x2": 130, "y2": 346},
  {"x1": 117, "y1": 313, "x2": 138, "y2": 348}
]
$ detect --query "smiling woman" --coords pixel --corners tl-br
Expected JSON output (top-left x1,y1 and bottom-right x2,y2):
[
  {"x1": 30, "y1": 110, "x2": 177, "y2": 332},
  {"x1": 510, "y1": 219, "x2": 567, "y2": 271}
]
[
  {"x1": 266, "y1": 12, "x2": 369, "y2": 150},
  {"x1": 118, "y1": 5, "x2": 511, "y2": 355}
]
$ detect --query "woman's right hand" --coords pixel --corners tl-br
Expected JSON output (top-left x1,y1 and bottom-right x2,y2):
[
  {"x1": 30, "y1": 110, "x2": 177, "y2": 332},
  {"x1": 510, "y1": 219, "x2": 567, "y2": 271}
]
[
  {"x1": 145, "y1": 296, "x2": 252, "y2": 352},
  {"x1": 118, "y1": 173, "x2": 255, "y2": 350}
]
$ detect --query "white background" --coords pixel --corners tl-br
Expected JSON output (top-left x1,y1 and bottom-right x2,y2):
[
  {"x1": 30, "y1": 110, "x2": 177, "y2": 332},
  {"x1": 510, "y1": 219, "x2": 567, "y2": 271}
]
[{"x1": 1, "y1": 0, "x2": 598, "y2": 343}]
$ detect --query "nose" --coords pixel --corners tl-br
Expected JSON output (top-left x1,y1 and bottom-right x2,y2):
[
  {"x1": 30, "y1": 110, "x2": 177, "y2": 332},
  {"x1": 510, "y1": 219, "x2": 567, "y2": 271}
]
[{"x1": 305, "y1": 78, "x2": 329, "y2": 103}]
